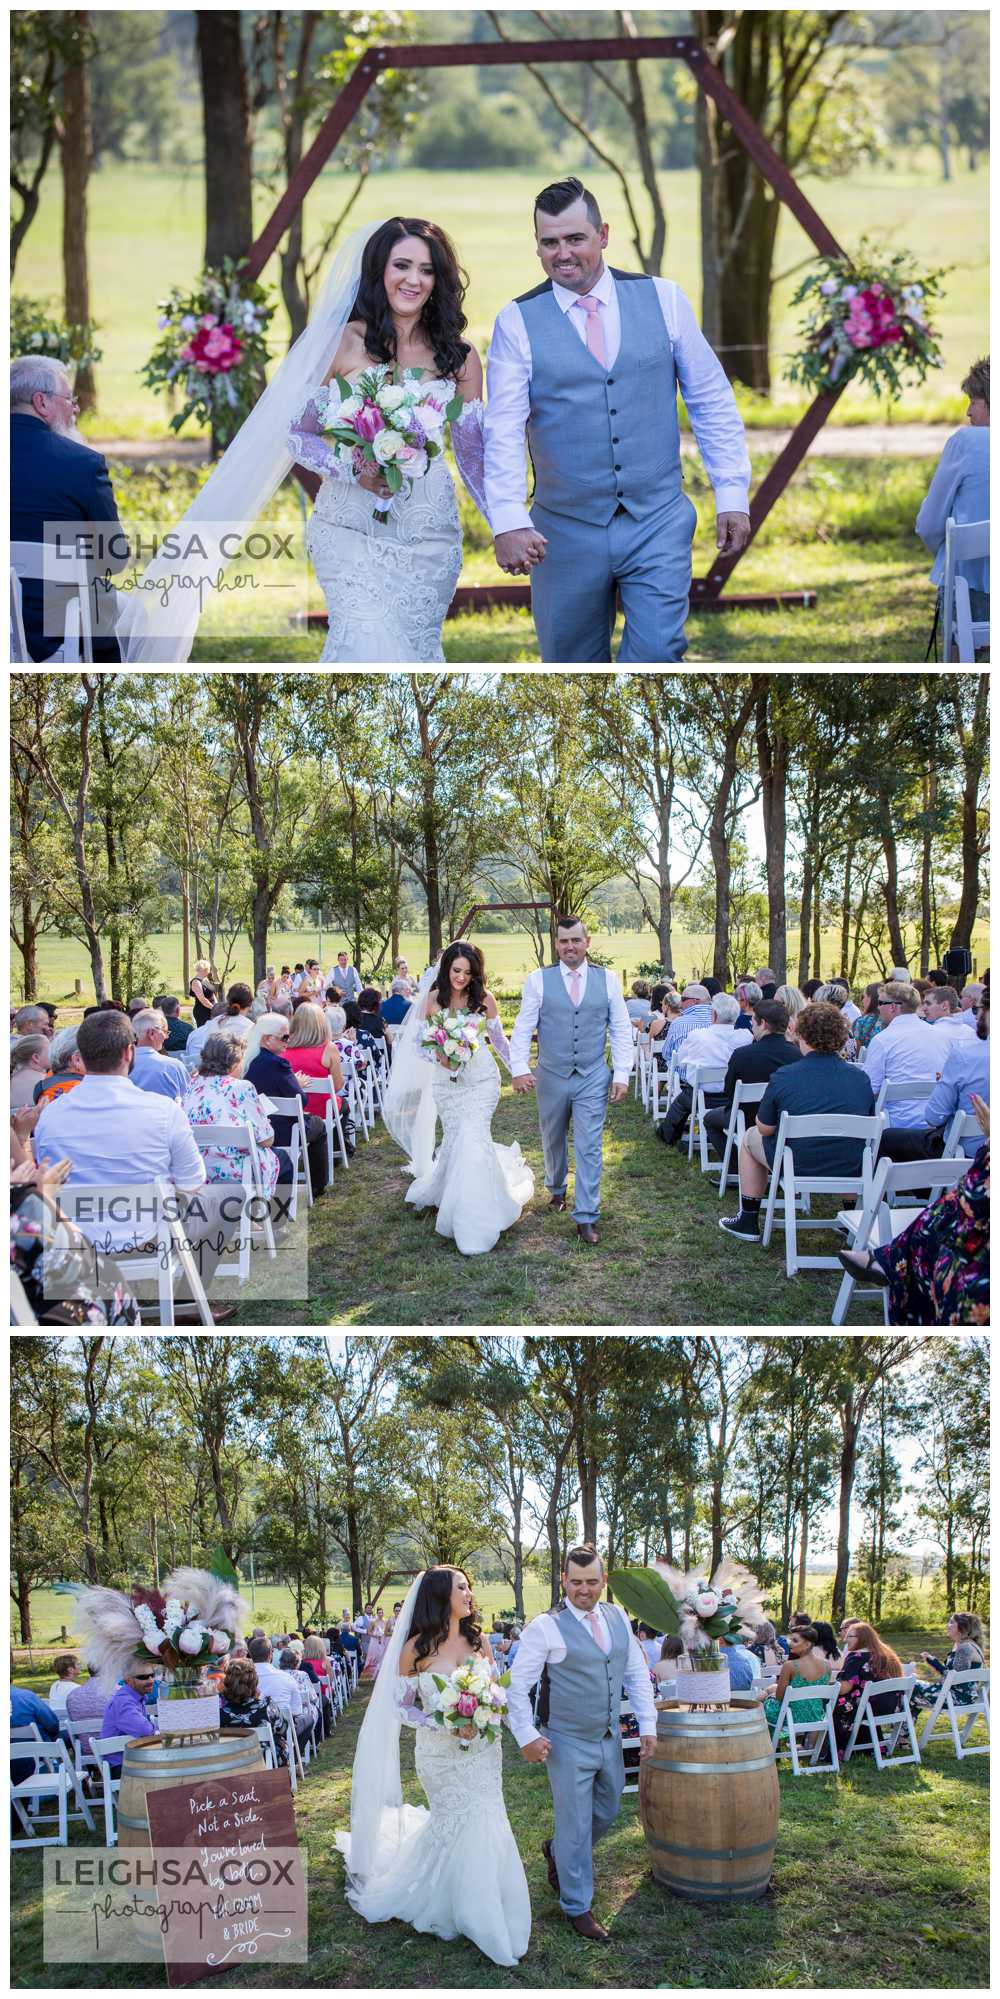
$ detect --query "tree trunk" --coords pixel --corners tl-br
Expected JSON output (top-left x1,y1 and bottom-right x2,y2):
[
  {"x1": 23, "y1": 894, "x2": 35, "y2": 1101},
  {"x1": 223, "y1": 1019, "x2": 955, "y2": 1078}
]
[
  {"x1": 798, "y1": 850, "x2": 813, "y2": 986},
  {"x1": 16, "y1": 1569, "x2": 33, "y2": 1643},
  {"x1": 839, "y1": 841, "x2": 854, "y2": 980},
  {"x1": 831, "y1": 1415, "x2": 859, "y2": 1625},
  {"x1": 949, "y1": 682, "x2": 988, "y2": 951},
  {"x1": 196, "y1": 11, "x2": 253, "y2": 455},
  {"x1": 755, "y1": 682, "x2": 788, "y2": 980},
  {"x1": 59, "y1": 12, "x2": 95, "y2": 412},
  {"x1": 878, "y1": 797, "x2": 907, "y2": 967},
  {"x1": 709, "y1": 810, "x2": 731, "y2": 986}
]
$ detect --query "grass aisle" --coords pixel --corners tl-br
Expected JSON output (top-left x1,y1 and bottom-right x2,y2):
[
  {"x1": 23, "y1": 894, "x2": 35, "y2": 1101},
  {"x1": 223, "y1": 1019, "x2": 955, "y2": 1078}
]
[
  {"x1": 236, "y1": 1081, "x2": 852, "y2": 1327},
  {"x1": 10, "y1": 1682, "x2": 989, "y2": 1989}
]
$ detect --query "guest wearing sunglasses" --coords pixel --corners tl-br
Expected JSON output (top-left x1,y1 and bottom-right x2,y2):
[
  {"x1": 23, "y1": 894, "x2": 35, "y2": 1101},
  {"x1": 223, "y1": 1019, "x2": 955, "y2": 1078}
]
[{"x1": 244, "y1": 1012, "x2": 329, "y2": 1196}]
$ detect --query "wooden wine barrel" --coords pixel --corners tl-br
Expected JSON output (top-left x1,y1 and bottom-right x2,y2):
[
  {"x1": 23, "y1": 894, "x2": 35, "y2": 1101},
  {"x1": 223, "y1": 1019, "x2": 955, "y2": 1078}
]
[
  {"x1": 639, "y1": 1703, "x2": 779, "y2": 1902},
  {"x1": 117, "y1": 1727, "x2": 264, "y2": 1848}
]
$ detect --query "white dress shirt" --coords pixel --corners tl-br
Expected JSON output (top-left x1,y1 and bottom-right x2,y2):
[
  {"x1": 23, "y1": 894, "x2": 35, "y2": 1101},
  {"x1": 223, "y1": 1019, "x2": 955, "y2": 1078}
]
[
  {"x1": 863, "y1": 1012, "x2": 943, "y2": 1126},
  {"x1": 485, "y1": 264, "x2": 751, "y2": 533},
  {"x1": 34, "y1": 1074, "x2": 207, "y2": 1247},
  {"x1": 255, "y1": 1659, "x2": 302, "y2": 1718},
  {"x1": 509, "y1": 960, "x2": 635, "y2": 1085},
  {"x1": 676, "y1": 1022, "x2": 752, "y2": 1077},
  {"x1": 929, "y1": 1014, "x2": 978, "y2": 1048},
  {"x1": 506, "y1": 1600, "x2": 657, "y2": 1747}
]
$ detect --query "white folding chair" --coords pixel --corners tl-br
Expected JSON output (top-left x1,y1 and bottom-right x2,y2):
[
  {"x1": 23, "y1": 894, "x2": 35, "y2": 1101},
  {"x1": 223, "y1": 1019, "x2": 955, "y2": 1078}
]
[
  {"x1": 55, "y1": 1177, "x2": 214, "y2": 1325},
  {"x1": 716, "y1": 1080, "x2": 767, "y2": 1197},
  {"x1": 684, "y1": 1064, "x2": 728, "y2": 1170},
  {"x1": 619, "y1": 1695, "x2": 642, "y2": 1795},
  {"x1": 918, "y1": 1668, "x2": 990, "y2": 1759},
  {"x1": 9, "y1": 1727, "x2": 95, "y2": 1844},
  {"x1": 347, "y1": 1065, "x2": 371, "y2": 1142},
  {"x1": 873, "y1": 1076, "x2": 939, "y2": 1116},
  {"x1": 308, "y1": 1075, "x2": 351, "y2": 1174},
  {"x1": 841, "y1": 1676, "x2": 921, "y2": 1770},
  {"x1": 260, "y1": 1094, "x2": 314, "y2": 1212},
  {"x1": 94, "y1": 1734, "x2": 129, "y2": 1844},
  {"x1": 253, "y1": 1718, "x2": 281, "y2": 1769},
  {"x1": 833, "y1": 1154, "x2": 969, "y2": 1324},
  {"x1": 10, "y1": 1268, "x2": 39, "y2": 1325},
  {"x1": 189, "y1": 1125, "x2": 277, "y2": 1282},
  {"x1": 271, "y1": 1703, "x2": 303, "y2": 1790},
  {"x1": 769, "y1": 1683, "x2": 839, "y2": 1776},
  {"x1": 943, "y1": 1109, "x2": 983, "y2": 1158},
  {"x1": 649, "y1": 1048, "x2": 679, "y2": 1124},
  {"x1": 761, "y1": 1113, "x2": 884, "y2": 1276},
  {"x1": 10, "y1": 539, "x2": 96, "y2": 662},
  {"x1": 942, "y1": 517, "x2": 989, "y2": 661}
]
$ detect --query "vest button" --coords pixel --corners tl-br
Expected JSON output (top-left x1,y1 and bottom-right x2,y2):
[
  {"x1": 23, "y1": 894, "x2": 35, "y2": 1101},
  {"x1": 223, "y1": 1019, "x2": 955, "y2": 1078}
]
[
  {"x1": 607, "y1": 376, "x2": 614, "y2": 384},
  {"x1": 614, "y1": 463, "x2": 621, "y2": 471},
  {"x1": 612, "y1": 435, "x2": 620, "y2": 443}
]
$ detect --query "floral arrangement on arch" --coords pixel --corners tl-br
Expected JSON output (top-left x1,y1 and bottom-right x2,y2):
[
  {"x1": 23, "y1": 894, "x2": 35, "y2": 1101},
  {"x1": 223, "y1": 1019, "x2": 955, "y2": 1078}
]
[
  {"x1": 12, "y1": 294, "x2": 102, "y2": 371},
  {"x1": 142, "y1": 258, "x2": 275, "y2": 449},
  {"x1": 785, "y1": 241, "x2": 948, "y2": 398}
]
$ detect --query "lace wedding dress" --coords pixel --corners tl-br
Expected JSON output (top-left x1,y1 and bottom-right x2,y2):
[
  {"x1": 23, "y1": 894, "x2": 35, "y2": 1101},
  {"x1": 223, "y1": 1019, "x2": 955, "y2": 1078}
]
[
  {"x1": 288, "y1": 377, "x2": 489, "y2": 663},
  {"x1": 336, "y1": 1671, "x2": 531, "y2": 1966},
  {"x1": 406, "y1": 1036, "x2": 535, "y2": 1255}
]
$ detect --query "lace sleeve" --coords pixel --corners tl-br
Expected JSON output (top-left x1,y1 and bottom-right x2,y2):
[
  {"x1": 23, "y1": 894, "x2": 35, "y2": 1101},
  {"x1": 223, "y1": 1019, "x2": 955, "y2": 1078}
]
[
  {"x1": 451, "y1": 398, "x2": 490, "y2": 527},
  {"x1": 287, "y1": 388, "x2": 344, "y2": 482},
  {"x1": 395, "y1": 1677, "x2": 438, "y2": 1729},
  {"x1": 485, "y1": 1013, "x2": 512, "y2": 1072}
]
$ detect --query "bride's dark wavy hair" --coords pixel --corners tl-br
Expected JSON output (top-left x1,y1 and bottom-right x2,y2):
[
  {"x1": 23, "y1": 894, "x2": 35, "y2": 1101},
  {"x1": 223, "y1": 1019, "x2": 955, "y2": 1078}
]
[
  {"x1": 432, "y1": 942, "x2": 487, "y2": 1015},
  {"x1": 410, "y1": 1567, "x2": 482, "y2": 1670},
  {"x1": 351, "y1": 218, "x2": 471, "y2": 379}
]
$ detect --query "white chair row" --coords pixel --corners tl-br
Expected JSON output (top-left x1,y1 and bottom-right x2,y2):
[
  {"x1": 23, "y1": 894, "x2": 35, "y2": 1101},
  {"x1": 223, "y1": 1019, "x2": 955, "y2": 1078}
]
[{"x1": 768, "y1": 1667, "x2": 989, "y2": 1777}]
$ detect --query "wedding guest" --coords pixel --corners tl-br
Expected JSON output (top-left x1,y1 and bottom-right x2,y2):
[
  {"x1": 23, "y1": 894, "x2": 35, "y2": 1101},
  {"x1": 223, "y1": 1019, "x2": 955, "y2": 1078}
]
[
  {"x1": 656, "y1": 992, "x2": 751, "y2": 1147},
  {"x1": 220, "y1": 1656, "x2": 289, "y2": 1765},
  {"x1": 10, "y1": 1684, "x2": 61, "y2": 1783},
  {"x1": 809, "y1": 1620, "x2": 841, "y2": 1666},
  {"x1": 654, "y1": 1634, "x2": 688, "y2": 1681},
  {"x1": 626, "y1": 979, "x2": 654, "y2": 1025},
  {"x1": 879, "y1": 987, "x2": 988, "y2": 1163},
  {"x1": 12, "y1": 1003, "x2": 54, "y2": 1044},
  {"x1": 247, "y1": 1636, "x2": 303, "y2": 1733},
  {"x1": 661, "y1": 984, "x2": 713, "y2": 1059},
  {"x1": 958, "y1": 982, "x2": 985, "y2": 1030},
  {"x1": 734, "y1": 980, "x2": 762, "y2": 1031},
  {"x1": 920, "y1": 984, "x2": 976, "y2": 1044},
  {"x1": 358, "y1": 987, "x2": 392, "y2": 1055},
  {"x1": 749, "y1": 1621, "x2": 786, "y2": 1669},
  {"x1": 99, "y1": 1659, "x2": 158, "y2": 1771},
  {"x1": 182, "y1": 1033, "x2": 286, "y2": 1197},
  {"x1": 851, "y1": 983, "x2": 884, "y2": 1056},
  {"x1": 64, "y1": 1662, "x2": 108, "y2": 1757},
  {"x1": 46, "y1": 1653, "x2": 81, "y2": 1720},
  {"x1": 10, "y1": 1034, "x2": 51, "y2": 1109},
  {"x1": 243, "y1": 1013, "x2": 330, "y2": 1197},
  {"x1": 182, "y1": 1002, "x2": 231, "y2": 1074},
  {"x1": 916, "y1": 356, "x2": 989, "y2": 653},
  {"x1": 188, "y1": 961, "x2": 217, "y2": 1027},
  {"x1": 330, "y1": 952, "x2": 363, "y2": 1003},
  {"x1": 774, "y1": 984, "x2": 806, "y2": 1028},
  {"x1": 131, "y1": 1009, "x2": 188, "y2": 1101},
  {"x1": 910, "y1": 1613, "x2": 986, "y2": 1711},
  {"x1": 11, "y1": 355, "x2": 129, "y2": 660},
  {"x1": 832, "y1": 1620, "x2": 903, "y2": 1752},
  {"x1": 637, "y1": 1623, "x2": 662, "y2": 1669},
  {"x1": 864, "y1": 981, "x2": 944, "y2": 1143},
  {"x1": 761, "y1": 1624, "x2": 832, "y2": 1728},
  {"x1": 838, "y1": 1120, "x2": 989, "y2": 1323},
  {"x1": 701, "y1": 998, "x2": 801, "y2": 1160},
  {"x1": 279, "y1": 1646, "x2": 322, "y2": 1748},
  {"x1": 155, "y1": 996, "x2": 193, "y2": 1057},
  {"x1": 755, "y1": 968, "x2": 778, "y2": 999},
  {"x1": 285, "y1": 1002, "x2": 345, "y2": 1117},
  {"x1": 380, "y1": 978, "x2": 413, "y2": 1027},
  {"x1": 720, "y1": 1631, "x2": 759, "y2": 1690}
]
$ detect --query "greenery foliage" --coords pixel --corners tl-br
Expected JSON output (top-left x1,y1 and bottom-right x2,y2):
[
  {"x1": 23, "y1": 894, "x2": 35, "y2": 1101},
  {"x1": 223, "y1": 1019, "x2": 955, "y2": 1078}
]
[{"x1": 10, "y1": 293, "x2": 103, "y2": 370}]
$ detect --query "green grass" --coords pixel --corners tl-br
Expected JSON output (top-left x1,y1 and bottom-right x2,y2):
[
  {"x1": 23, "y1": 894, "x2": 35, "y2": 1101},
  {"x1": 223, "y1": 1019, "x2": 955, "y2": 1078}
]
[
  {"x1": 16, "y1": 161, "x2": 986, "y2": 437},
  {"x1": 8, "y1": 1677, "x2": 989, "y2": 1988}
]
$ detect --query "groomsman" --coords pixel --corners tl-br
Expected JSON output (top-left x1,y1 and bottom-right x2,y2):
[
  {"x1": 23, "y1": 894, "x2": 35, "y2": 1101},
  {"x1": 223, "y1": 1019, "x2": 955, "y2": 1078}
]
[{"x1": 329, "y1": 951, "x2": 363, "y2": 1002}]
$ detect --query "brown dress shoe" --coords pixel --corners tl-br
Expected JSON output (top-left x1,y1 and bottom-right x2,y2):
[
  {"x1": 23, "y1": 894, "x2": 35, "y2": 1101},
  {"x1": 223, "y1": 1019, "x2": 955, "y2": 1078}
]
[
  {"x1": 548, "y1": 1192, "x2": 567, "y2": 1212},
  {"x1": 568, "y1": 1911, "x2": 609, "y2": 1942},
  {"x1": 577, "y1": 1222, "x2": 599, "y2": 1245},
  {"x1": 542, "y1": 1838, "x2": 560, "y2": 1893}
]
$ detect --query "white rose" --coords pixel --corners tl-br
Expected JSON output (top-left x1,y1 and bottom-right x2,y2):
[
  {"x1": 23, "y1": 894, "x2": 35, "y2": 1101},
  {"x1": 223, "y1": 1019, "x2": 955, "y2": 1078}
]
[
  {"x1": 334, "y1": 394, "x2": 363, "y2": 422},
  {"x1": 415, "y1": 401, "x2": 446, "y2": 435},
  {"x1": 377, "y1": 384, "x2": 407, "y2": 412},
  {"x1": 440, "y1": 1687, "x2": 460, "y2": 1710},
  {"x1": 694, "y1": 1590, "x2": 719, "y2": 1616},
  {"x1": 474, "y1": 1705, "x2": 492, "y2": 1726},
  {"x1": 372, "y1": 429, "x2": 405, "y2": 464},
  {"x1": 177, "y1": 1624, "x2": 206, "y2": 1655}
]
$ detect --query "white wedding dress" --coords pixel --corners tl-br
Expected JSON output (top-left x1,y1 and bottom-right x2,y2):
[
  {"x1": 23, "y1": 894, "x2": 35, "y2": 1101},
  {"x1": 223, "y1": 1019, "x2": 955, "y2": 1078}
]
[
  {"x1": 406, "y1": 1037, "x2": 535, "y2": 1255},
  {"x1": 337, "y1": 1671, "x2": 531, "y2": 1966}
]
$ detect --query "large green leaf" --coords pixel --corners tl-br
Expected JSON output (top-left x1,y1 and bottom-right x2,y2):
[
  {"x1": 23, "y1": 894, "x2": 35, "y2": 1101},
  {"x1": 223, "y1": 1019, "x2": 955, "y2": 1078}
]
[
  {"x1": 209, "y1": 1546, "x2": 239, "y2": 1585},
  {"x1": 608, "y1": 1568, "x2": 682, "y2": 1634}
]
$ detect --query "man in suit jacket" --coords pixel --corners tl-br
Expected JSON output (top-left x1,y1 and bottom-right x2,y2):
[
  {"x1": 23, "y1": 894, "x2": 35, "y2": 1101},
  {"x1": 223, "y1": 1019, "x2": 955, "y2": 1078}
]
[
  {"x1": 11, "y1": 355, "x2": 129, "y2": 660},
  {"x1": 701, "y1": 997, "x2": 801, "y2": 1159}
]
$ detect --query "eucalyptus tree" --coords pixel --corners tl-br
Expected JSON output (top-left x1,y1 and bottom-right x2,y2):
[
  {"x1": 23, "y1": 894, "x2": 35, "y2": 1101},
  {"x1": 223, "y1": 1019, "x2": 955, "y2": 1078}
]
[{"x1": 912, "y1": 1334, "x2": 989, "y2": 1611}]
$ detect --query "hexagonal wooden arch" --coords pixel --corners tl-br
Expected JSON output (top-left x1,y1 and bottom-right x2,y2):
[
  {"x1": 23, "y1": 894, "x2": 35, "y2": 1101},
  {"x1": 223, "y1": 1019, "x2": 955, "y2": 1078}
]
[{"x1": 246, "y1": 34, "x2": 849, "y2": 616}]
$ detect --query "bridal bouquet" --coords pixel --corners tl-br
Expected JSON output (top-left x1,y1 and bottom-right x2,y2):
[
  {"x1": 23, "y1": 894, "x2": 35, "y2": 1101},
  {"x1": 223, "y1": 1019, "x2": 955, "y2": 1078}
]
[
  {"x1": 786, "y1": 240, "x2": 947, "y2": 398},
  {"x1": 322, "y1": 363, "x2": 464, "y2": 522},
  {"x1": 420, "y1": 1007, "x2": 482, "y2": 1074},
  {"x1": 427, "y1": 1660, "x2": 511, "y2": 1748}
]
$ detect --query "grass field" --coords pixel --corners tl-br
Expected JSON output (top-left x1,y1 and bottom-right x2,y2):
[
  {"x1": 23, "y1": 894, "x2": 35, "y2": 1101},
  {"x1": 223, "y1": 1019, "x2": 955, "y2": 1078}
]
[
  {"x1": 16, "y1": 162, "x2": 987, "y2": 436},
  {"x1": 8, "y1": 1673, "x2": 989, "y2": 1988},
  {"x1": 20, "y1": 917, "x2": 989, "y2": 1011}
]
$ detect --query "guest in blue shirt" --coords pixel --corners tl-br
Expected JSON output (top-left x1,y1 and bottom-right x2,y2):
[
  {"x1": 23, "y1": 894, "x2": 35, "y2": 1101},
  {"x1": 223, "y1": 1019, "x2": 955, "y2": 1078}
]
[
  {"x1": 99, "y1": 1661, "x2": 158, "y2": 1772},
  {"x1": 721, "y1": 1634, "x2": 759, "y2": 1690},
  {"x1": 662, "y1": 985, "x2": 714, "y2": 1059},
  {"x1": 380, "y1": 979, "x2": 413, "y2": 1027},
  {"x1": 721, "y1": 1001, "x2": 875, "y2": 1241},
  {"x1": 243, "y1": 1013, "x2": 330, "y2": 1195},
  {"x1": 156, "y1": 996, "x2": 193, "y2": 1057},
  {"x1": 879, "y1": 988, "x2": 989, "y2": 1161},
  {"x1": 11, "y1": 1686, "x2": 62, "y2": 1783},
  {"x1": 916, "y1": 357, "x2": 989, "y2": 646},
  {"x1": 130, "y1": 1010, "x2": 188, "y2": 1100}
]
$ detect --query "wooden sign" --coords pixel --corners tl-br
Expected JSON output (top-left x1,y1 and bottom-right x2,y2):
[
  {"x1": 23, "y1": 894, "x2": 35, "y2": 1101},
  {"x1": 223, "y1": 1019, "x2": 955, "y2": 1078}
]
[{"x1": 145, "y1": 1761, "x2": 307, "y2": 1985}]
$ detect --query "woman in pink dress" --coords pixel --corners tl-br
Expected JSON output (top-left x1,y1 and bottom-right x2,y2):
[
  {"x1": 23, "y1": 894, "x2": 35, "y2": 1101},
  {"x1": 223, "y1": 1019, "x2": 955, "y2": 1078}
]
[{"x1": 361, "y1": 1614, "x2": 389, "y2": 1681}]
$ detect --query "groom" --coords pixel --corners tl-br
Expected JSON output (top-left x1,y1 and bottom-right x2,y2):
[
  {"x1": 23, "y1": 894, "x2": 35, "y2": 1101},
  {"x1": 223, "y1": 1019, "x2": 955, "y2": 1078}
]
[
  {"x1": 484, "y1": 176, "x2": 751, "y2": 662},
  {"x1": 509, "y1": 916, "x2": 634, "y2": 1245},
  {"x1": 507, "y1": 1545, "x2": 657, "y2": 1942}
]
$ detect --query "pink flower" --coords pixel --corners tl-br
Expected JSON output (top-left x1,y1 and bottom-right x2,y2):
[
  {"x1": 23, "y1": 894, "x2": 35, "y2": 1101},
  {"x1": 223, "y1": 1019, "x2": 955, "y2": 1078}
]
[
  {"x1": 200, "y1": 314, "x2": 219, "y2": 329},
  {"x1": 456, "y1": 1693, "x2": 477, "y2": 1717},
  {"x1": 353, "y1": 403, "x2": 385, "y2": 442},
  {"x1": 185, "y1": 323, "x2": 242, "y2": 374}
]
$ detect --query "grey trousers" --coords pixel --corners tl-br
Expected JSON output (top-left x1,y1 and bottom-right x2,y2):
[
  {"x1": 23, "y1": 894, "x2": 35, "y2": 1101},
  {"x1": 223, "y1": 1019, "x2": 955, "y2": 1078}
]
[
  {"x1": 530, "y1": 492, "x2": 697, "y2": 663},
  {"x1": 546, "y1": 1726, "x2": 626, "y2": 1916},
  {"x1": 535, "y1": 1062, "x2": 611, "y2": 1224}
]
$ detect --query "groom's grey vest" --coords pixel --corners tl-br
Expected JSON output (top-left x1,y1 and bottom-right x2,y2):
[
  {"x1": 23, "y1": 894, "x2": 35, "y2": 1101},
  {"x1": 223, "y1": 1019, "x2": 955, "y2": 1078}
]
[
  {"x1": 536, "y1": 963, "x2": 610, "y2": 1079},
  {"x1": 516, "y1": 270, "x2": 681, "y2": 525},
  {"x1": 542, "y1": 1604, "x2": 631, "y2": 1740}
]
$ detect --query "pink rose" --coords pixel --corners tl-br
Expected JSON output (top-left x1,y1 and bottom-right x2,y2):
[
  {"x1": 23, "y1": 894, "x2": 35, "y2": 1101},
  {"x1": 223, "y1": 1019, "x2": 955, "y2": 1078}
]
[
  {"x1": 456, "y1": 1693, "x2": 477, "y2": 1717},
  {"x1": 353, "y1": 403, "x2": 385, "y2": 442},
  {"x1": 200, "y1": 314, "x2": 218, "y2": 329}
]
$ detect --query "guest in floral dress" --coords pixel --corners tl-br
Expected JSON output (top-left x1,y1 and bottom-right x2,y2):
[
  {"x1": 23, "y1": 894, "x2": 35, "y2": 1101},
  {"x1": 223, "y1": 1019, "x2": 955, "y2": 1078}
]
[
  {"x1": 11, "y1": 1168, "x2": 141, "y2": 1324},
  {"x1": 832, "y1": 1621, "x2": 904, "y2": 1752},
  {"x1": 840, "y1": 1139, "x2": 989, "y2": 1323},
  {"x1": 851, "y1": 984, "x2": 884, "y2": 1057},
  {"x1": 182, "y1": 1033, "x2": 287, "y2": 1193},
  {"x1": 219, "y1": 1656, "x2": 289, "y2": 1765},
  {"x1": 911, "y1": 1614, "x2": 986, "y2": 1711}
]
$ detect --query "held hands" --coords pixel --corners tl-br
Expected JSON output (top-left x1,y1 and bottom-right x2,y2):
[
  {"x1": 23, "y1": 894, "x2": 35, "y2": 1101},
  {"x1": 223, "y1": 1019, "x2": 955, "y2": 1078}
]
[
  {"x1": 522, "y1": 1734, "x2": 551, "y2": 1763},
  {"x1": 511, "y1": 1072, "x2": 537, "y2": 1095},
  {"x1": 715, "y1": 511, "x2": 752, "y2": 556},
  {"x1": 494, "y1": 527, "x2": 548, "y2": 576}
]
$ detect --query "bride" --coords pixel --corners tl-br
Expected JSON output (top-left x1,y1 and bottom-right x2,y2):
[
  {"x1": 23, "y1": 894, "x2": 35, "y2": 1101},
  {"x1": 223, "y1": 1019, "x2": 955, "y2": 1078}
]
[
  {"x1": 118, "y1": 216, "x2": 492, "y2": 664},
  {"x1": 384, "y1": 943, "x2": 534, "y2": 1256},
  {"x1": 336, "y1": 1566, "x2": 531, "y2": 1966}
]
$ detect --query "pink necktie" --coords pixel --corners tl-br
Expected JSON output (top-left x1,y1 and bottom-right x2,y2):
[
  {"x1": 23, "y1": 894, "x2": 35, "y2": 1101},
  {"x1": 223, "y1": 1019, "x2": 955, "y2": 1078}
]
[
  {"x1": 577, "y1": 293, "x2": 606, "y2": 368},
  {"x1": 569, "y1": 969, "x2": 582, "y2": 1007},
  {"x1": 587, "y1": 1609, "x2": 610, "y2": 1654}
]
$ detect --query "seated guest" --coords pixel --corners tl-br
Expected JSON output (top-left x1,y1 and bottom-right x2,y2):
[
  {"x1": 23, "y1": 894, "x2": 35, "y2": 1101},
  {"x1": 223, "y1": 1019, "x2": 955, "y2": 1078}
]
[
  {"x1": 851, "y1": 983, "x2": 884, "y2": 1056},
  {"x1": 656, "y1": 994, "x2": 752, "y2": 1147},
  {"x1": 880, "y1": 987, "x2": 988, "y2": 1163},
  {"x1": 816, "y1": 980, "x2": 860, "y2": 1026},
  {"x1": 380, "y1": 978, "x2": 413, "y2": 1027},
  {"x1": 286, "y1": 1002, "x2": 345, "y2": 1117},
  {"x1": 911, "y1": 1612, "x2": 986, "y2": 1712},
  {"x1": 301, "y1": 1635, "x2": 336, "y2": 1730},
  {"x1": 183, "y1": 1002, "x2": 232, "y2": 1074},
  {"x1": 920, "y1": 984, "x2": 976, "y2": 1045},
  {"x1": 10, "y1": 1033, "x2": 51, "y2": 1108},
  {"x1": 188, "y1": 961, "x2": 217, "y2": 1027},
  {"x1": 720, "y1": 1631, "x2": 759, "y2": 1691},
  {"x1": 358, "y1": 986, "x2": 391, "y2": 1057},
  {"x1": 720, "y1": 1001, "x2": 875, "y2": 1241},
  {"x1": 637, "y1": 1623, "x2": 663, "y2": 1670},
  {"x1": 809, "y1": 1621, "x2": 841, "y2": 1667},
  {"x1": 243, "y1": 1013, "x2": 330, "y2": 1196},
  {"x1": 800, "y1": 978, "x2": 824, "y2": 1000},
  {"x1": 219, "y1": 1656, "x2": 289, "y2": 1766},
  {"x1": 702, "y1": 998, "x2": 801, "y2": 1159},
  {"x1": 958, "y1": 981, "x2": 984, "y2": 1030},
  {"x1": 863, "y1": 981, "x2": 943, "y2": 1139},
  {"x1": 33, "y1": 1026, "x2": 85, "y2": 1107},
  {"x1": 10, "y1": 1684, "x2": 61, "y2": 1784},
  {"x1": 916, "y1": 355, "x2": 989, "y2": 654},
  {"x1": 642, "y1": 983, "x2": 675, "y2": 1049},
  {"x1": 46, "y1": 1652, "x2": 81, "y2": 1721},
  {"x1": 221, "y1": 983, "x2": 255, "y2": 1043},
  {"x1": 11, "y1": 1157, "x2": 142, "y2": 1325},
  {"x1": 654, "y1": 1634, "x2": 689, "y2": 1681},
  {"x1": 131, "y1": 1008, "x2": 188, "y2": 1100},
  {"x1": 339, "y1": 1621, "x2": 361, "y2": 1666},
  {"x1": 839, "y1": 1114, "x2": 989, "y2": 1322},
  {"x1": 832, "y1": 1621, "x2": 903, "y2": 1753},
  {"x1": 247, "y1": 1635, "x2": 303, "y2": 1734},
  {"x1": 126, "y1": 996, "x2": 151, "y2": 1018},
  {"x1": 64, "y1": 1661, "x2": 108, "y2": 1758},
  {"x1": 393, "y1": 957, "x2": 417, "y2": 996},
  {"x1": 156, "y1": 995, "x2": 193, "y2": 1056},
  {"x1": 755, "y1": 967, "x2": 778, "y2": 999},
  {"x1": 774, "y1": 984, "x2": 806, "y2": 1030},
  {"x1": 734, "y1": 980, "x2": 762, "y2": 1032},
  {"x1": 749, "y1": 1622, "x2": 787, "y2": 1668},
  {"x1": 11, "y1": 355, "x2": 130, "y2": 661},
  {"x1": 183, "y1": 1033, "x2": 286, "y2": 1197},
  {"x1": 762, "y1": 1624, "x2": 832, "y2": 1728},
  {"x1": 99, "y1": 1657, "x2": 158, "y2": 1771},
  {"x1": 661, "y1": 984, "x2": 713, "y2": 1060},
  {"x1": 279, "y1": 1645, "x2": 321, "y2": 1748},
  {"x1": 626, "y1": 979, "x2": 654, "y2": 1025},
  {"x1": 12, "y1": 1003, "x2": 54, "y2": 1045}
]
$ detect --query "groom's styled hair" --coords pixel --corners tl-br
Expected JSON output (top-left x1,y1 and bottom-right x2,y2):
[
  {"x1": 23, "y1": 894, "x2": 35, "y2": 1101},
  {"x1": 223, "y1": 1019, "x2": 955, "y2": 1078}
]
[
  {"x1": 564, "y1": 1544, "x2": 604, "y2": 1571},
  {"x1": 534, "y1": 176, "x2": 603, "y2": 230}
]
